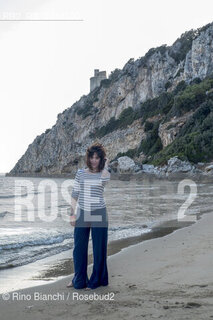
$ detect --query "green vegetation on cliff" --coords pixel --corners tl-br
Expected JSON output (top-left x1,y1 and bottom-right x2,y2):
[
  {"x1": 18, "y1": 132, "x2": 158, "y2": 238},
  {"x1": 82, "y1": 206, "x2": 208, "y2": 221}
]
[
  {"x1": 88, "y1": 72, "x2": 213, "y2": 165},
  {"x1": 115, "y1": 74, "x2": 213, "y2": 165}
]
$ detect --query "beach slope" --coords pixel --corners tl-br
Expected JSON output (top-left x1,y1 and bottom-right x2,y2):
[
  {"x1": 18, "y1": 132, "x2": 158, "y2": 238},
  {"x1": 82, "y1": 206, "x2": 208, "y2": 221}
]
[{"x1": 0, "y1": 212, "x2": 213, "y2": 319}]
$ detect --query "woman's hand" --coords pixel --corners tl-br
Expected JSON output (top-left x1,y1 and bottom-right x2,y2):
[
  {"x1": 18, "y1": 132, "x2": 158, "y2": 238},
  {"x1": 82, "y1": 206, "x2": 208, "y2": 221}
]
[
  {"x1": 104, "y1": 157, "x2": 110, "y2": 168},
  {"x1": 70, "y1": 214, "x2": 76, "y2": 227}
]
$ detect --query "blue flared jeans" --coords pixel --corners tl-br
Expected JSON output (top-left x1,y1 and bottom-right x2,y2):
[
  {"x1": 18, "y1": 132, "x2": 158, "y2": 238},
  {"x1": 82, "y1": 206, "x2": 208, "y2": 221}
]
[{"x1": 71, "y1": 206, "x2": 109, "y2": 289}]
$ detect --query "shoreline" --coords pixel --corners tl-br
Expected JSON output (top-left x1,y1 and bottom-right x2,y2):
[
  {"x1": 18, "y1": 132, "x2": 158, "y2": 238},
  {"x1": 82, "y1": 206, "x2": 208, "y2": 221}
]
[
  {"x1": 30, "y1": 218, "x2": 194, "y2": 281},
  {"x1": 1, "y1": 211, "x2": 211, "y2": 318},
  {"x1": 0, "y1": 216, "x2": 194, "y2": 294}
]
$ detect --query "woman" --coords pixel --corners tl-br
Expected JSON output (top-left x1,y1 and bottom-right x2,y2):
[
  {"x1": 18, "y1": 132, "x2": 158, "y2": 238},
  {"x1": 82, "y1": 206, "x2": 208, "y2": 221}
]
[{"x1": 67, "y1": 143, "x2": 111, "y2": 290}]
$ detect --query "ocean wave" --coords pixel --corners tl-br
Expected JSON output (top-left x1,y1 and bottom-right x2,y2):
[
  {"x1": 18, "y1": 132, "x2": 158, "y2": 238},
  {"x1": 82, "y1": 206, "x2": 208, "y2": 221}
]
[
  {"x1": 0, "y1": 193, "x2": 28, "y2": 199},
  {"x1": 0, "y1": 239, "x2": 74, "y2": 269},
  {"x1": 0, "y1": 232, "x2": 74, "y2": 251}
]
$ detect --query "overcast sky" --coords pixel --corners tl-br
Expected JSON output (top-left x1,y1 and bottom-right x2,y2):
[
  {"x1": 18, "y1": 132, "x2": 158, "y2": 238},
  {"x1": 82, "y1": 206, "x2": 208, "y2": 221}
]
[{"x1": 0, "y1": 0, "x2": 212, "y2": 173}]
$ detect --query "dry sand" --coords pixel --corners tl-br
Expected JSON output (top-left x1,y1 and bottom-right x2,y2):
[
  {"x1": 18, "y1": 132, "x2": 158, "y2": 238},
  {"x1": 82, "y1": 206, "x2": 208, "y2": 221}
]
[{"x1": 0, "y1": 212, "x2": 213, "y2": 320}]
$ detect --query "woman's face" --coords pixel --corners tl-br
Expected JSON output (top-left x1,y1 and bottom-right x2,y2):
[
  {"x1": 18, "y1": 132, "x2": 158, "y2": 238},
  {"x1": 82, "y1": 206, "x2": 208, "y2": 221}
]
[{"x1": 89, "y1": 152, "x2": 100, "y2": 170}]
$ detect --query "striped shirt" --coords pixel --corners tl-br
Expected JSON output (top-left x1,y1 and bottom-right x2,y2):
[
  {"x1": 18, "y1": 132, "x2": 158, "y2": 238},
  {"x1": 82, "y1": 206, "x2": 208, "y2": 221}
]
[{"x1": 71, "y1": 167, "x2": 111, "y2": 211}]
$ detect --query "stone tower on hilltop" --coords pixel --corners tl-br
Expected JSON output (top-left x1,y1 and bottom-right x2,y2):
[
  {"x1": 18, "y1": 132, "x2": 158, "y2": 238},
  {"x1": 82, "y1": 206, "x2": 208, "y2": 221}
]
[{"x1": 90, "y1": 69, "x2": 107, "y2": 92}]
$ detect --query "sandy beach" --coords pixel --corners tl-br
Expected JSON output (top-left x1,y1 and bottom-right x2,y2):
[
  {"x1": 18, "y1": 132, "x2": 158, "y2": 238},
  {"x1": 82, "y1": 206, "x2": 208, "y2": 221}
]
[{"x1": 0, "y1": 211, "x2": 213, "y2": 319}]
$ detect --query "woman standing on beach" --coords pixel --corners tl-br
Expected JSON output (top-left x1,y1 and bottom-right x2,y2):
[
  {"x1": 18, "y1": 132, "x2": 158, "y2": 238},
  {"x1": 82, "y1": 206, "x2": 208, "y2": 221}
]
[{"x1": 67, "y1": 143, "x2": 111, "y2": 290}]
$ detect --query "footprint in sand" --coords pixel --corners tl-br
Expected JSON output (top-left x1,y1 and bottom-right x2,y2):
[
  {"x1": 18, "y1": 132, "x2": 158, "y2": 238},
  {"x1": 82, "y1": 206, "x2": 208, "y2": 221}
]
[
  {"x1": 184, "y1": 302, "x2": 202, "y2": 308},
  {"x1": 125, "y1": 283, "x2": 137, "y2": 289}
]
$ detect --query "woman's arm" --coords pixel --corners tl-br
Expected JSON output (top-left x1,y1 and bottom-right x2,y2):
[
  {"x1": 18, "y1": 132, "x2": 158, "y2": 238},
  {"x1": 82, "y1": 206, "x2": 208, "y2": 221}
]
[
  {"x1": 70, "y1": 197, "x2": 78, "y2": 216},
  {"x1": 69, "y1": 169, "x2": 80, "y2": 217},
  {"x1": 101, "y1": 158, "x2": 111, "y2": 186}
]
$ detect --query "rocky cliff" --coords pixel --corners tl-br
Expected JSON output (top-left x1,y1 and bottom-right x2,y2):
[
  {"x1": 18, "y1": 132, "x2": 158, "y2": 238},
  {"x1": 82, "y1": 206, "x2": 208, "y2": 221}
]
[{"x1": 6, "y1": 22, "x2": 213, "y2": 177}]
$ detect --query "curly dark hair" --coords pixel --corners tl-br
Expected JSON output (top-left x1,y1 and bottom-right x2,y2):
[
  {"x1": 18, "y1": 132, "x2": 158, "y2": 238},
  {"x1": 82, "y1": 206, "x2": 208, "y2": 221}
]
[{"x1": 85, "y1": 143, "x2": 107, "y2": 172}]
